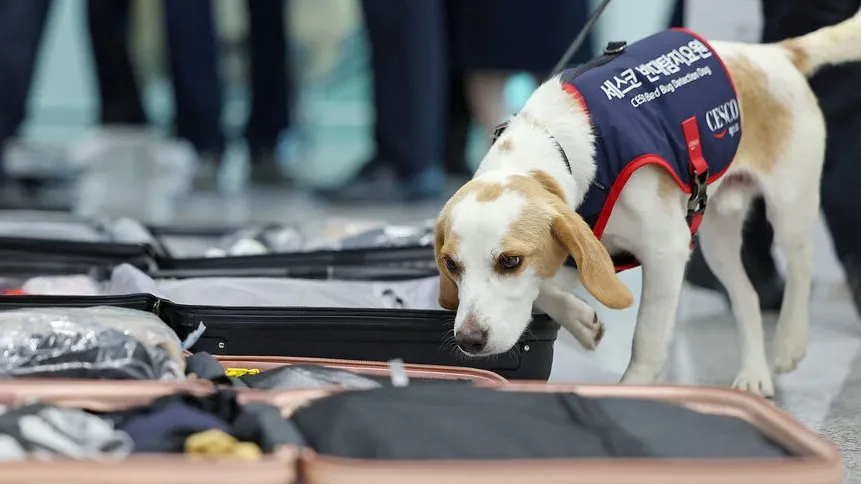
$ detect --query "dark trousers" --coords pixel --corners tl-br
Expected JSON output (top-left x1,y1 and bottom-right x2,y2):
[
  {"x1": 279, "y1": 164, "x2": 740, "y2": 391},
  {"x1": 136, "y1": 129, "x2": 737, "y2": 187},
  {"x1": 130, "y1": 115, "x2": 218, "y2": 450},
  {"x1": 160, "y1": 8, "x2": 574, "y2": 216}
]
[
  {"x1": 87, "y1": 0, "x2": 224, "y2": 155},
  {"x1": 361, "y1": 0, "x2": 447, "y2": 179},
  {"x1": 743, "y1": 0, "x2": 861, "y2": 265},
  {"x1": 0, "y1": 0, "x2": 53, "y2": 150},
  {"x1": 244, "y1": 0, "x2": 292, "y2": 156},
  {"x1": 86, "y1": 0, "x2": 291, "y2": 157},
  {"x1": 669, "y1": 0, "x2": 685, "y2": 28}
]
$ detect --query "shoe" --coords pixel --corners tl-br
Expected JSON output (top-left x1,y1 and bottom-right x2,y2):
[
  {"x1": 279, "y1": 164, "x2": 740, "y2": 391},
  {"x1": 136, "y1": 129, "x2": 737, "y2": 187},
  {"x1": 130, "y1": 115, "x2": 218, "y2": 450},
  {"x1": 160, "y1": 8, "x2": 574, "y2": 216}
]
[
  {"x1": 249, "y1": 150, "x2": 291, "y2": 187},
  {"x1": 840, "y1": 254, "x2": 861, "y2": 319},
  {"x1": 0, "y1": 178, "x2": 70, "y2": 211},
  {"x1": 685, "y1": 244, "x2": 784, "y2": 312},
  {"x1": 192, "y1": 152, "x2": 221, "y2": 192}
]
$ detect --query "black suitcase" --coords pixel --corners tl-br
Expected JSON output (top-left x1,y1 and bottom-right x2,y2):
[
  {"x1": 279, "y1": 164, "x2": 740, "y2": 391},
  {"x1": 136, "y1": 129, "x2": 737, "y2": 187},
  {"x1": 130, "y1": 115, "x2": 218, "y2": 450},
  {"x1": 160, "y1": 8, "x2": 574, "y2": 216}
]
[
  {"x1": 0, "y1": 292, "x2": 559, "y2": 381},
  {"x1": 0, "y1": 215, "x2": 557, "y2": 379},
  {"x1": 0, "y1": 212, "x2": 436, "y2": 275}
]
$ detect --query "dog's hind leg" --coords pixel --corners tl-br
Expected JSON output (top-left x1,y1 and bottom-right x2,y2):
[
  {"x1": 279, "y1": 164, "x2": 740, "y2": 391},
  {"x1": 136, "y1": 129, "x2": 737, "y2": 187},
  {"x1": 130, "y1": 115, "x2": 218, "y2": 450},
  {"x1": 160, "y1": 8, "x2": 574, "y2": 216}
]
[
  {"x1": 762, "y1": 185, "x2": 818, "y2": 374},
  {"x1": 698, "y1": 201, "x2": 774, "y2": 397}
]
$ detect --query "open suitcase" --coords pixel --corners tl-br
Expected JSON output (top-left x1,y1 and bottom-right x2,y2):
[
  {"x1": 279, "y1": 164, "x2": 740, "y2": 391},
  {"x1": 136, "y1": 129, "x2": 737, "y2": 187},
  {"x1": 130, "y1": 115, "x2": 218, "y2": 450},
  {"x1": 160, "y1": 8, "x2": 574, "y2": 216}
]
[
  {"x1": 0, "y1": 211, "x2": 436, "y2": 276},
  {"x1": 0, "y1": 285, "x2": 560, "y2": 380},
  {"x1": 0, "y1": 212, "x2": 555, "y2": 379},
  {"x1": 0, "y1": 380, "x2": 842, "y2": 484}
]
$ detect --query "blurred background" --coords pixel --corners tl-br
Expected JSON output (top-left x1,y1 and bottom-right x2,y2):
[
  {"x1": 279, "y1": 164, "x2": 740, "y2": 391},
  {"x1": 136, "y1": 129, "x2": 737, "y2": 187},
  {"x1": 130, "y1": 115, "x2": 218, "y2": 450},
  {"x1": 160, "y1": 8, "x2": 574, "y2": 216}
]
[{"x1": 0, "y1": 0, "x2": 757, "y2": 226}]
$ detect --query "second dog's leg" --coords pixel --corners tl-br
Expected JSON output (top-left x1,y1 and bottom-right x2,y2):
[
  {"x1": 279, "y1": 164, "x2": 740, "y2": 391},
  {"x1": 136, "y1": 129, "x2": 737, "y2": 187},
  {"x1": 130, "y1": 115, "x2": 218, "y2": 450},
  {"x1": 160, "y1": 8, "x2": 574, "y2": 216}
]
[{"x1": 698, "y1": 206, "x2": 774, "y2": 397}]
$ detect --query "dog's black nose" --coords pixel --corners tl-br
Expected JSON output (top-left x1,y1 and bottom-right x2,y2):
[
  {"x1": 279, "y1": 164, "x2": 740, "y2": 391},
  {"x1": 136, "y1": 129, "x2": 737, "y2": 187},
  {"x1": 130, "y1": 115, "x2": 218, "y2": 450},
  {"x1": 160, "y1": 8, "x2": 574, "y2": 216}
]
[{"x1": 455, "y1": 328, "x2": 488, "y2": 354}]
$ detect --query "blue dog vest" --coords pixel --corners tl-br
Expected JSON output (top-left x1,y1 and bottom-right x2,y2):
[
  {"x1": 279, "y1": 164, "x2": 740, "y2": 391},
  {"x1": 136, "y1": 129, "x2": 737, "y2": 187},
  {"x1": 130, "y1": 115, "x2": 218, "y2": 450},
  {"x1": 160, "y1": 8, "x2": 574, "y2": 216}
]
[{"x1": 529, "y1": 29, "x2": 742, "y2": 272}]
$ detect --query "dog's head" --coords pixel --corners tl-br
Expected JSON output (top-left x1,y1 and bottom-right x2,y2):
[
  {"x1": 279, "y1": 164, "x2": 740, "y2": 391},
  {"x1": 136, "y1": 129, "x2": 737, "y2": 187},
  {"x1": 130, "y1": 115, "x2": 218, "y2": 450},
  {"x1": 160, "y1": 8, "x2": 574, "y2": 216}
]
[{"x1": 434, "y1": 170, "x2": 633, "y2": 356}]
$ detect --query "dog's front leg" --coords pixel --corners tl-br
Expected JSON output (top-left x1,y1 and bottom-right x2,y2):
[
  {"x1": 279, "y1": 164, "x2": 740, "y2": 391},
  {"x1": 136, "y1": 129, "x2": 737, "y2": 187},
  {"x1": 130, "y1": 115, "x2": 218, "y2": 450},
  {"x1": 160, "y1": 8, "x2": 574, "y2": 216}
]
[
  {"x1": 619, "y1": 230, "x2": 691, "y2": 385},
  {"x1": 536, "y1": 281, "x2": 605, "y2": 350}
]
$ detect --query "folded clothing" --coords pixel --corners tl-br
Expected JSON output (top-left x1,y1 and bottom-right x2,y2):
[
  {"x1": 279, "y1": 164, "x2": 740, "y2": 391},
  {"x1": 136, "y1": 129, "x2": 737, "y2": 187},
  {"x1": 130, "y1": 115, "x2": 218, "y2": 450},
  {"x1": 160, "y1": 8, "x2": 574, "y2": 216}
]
[{"x1": 291, "y1": 386, "x2": 790, "y2": 460}]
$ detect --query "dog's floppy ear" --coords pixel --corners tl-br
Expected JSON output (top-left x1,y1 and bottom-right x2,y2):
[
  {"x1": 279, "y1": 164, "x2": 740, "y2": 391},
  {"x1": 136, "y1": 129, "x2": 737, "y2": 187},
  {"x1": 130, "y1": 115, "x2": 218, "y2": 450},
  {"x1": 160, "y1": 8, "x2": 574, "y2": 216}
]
[
  {"x1": 434, "y1": 217, "x2": 459, "y2": 310},
  {"x1": 551, "y1": 207, "x2": 633, "y2": 309}
]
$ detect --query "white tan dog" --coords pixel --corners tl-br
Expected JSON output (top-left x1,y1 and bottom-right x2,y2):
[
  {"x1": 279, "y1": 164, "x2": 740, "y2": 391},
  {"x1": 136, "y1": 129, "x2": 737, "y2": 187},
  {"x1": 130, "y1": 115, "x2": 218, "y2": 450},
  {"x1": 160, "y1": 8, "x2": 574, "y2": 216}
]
[{"x1": 434, "y1": 11, "x2": 861, "y2": 397}]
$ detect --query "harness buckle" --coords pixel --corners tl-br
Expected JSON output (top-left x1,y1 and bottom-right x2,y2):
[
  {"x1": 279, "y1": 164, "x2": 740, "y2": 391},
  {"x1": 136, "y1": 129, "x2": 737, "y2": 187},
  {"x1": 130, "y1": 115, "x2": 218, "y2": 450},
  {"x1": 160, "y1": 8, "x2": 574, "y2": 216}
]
[
  {"x1": 687, "y1": 169, "x2": 709, "y2": 215},
  {"x1": 492, "y1": 120, "x2": 512, "y2": 144}
]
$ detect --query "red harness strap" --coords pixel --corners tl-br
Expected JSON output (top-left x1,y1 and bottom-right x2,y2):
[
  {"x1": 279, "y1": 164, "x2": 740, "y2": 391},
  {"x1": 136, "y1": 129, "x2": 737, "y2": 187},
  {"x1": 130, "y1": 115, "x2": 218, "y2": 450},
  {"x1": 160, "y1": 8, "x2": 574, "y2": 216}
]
[{"x1": 681, "y1": 117, "x2": 709, "y2": 246}]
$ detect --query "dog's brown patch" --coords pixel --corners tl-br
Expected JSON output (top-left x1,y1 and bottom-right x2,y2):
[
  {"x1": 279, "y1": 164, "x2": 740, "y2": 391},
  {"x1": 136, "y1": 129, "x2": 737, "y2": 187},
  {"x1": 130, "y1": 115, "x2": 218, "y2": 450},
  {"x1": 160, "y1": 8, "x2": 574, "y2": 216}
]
[
  {"x1": 781, "y1": 39, "x2": 811, "y2": 74},
  {"x1": 497, "y1": 138, "x2": 513, "y2": 153},
  {"x1": 528, "y1": 169, "x2": 567, "y2": 202},
  {"x1": 725, "y1": 56, "x2": 793, "y2": 174},
  {"x1": 434, "y1": 213, "x2": 460, "y2": 310}
]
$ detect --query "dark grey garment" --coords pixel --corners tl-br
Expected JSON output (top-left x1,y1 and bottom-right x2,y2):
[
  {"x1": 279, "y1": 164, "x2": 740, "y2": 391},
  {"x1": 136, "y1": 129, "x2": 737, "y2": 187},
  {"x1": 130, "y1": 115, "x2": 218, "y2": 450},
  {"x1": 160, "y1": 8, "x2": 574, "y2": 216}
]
[{"x1": 291, "y1": 386, "x2": 790, "y2": 461}]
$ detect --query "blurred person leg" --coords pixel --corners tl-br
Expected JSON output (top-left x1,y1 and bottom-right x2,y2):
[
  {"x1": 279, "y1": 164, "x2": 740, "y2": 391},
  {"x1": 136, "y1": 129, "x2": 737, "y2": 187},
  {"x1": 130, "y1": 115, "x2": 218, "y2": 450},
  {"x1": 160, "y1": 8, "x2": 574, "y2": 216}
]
[
  {"x1": 685, "y1": 0, "x2": 861, "y2": 316},
  {"x1": 465, "y1": 72, "x2": 508, "y2": 137},
  {"x1": 162, "y1": 0, "x2": 226, "y2": 190},
  {"x1": 245, "y1": 0, "x2": 293, "y2": 186},
  {"x1": 443, "y1": 75, "x2": 474, "y2": 179},
  {"x1": 448, "y1": 0, "x2": 593, "y2": 133},
  {"x1": 86, "y1": 0, "x2": 147, "y2": 127},
  {"x1": 668, "y1": 0, "x2": 685, "y2": 29},
  {"x1": 318, "y1": 0, "x2": 448, "y2": 203},
  {"x1": 0, "y1": 0, "x2": 53, "y2": 207}
]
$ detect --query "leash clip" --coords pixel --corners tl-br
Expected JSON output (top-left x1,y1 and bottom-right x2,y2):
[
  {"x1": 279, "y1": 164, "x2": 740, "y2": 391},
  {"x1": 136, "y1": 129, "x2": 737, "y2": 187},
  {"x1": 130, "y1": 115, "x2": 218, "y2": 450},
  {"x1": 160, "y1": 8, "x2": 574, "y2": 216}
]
[{"x1": 687, "y1": 170, "x2": 709, "y2": 215}]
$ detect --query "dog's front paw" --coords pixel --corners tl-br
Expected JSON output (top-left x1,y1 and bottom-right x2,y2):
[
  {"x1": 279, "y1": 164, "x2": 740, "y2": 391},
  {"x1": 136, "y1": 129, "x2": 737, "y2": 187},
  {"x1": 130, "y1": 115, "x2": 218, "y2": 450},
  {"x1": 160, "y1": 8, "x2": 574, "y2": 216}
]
[
  {"x1": 571, "y1": 313, "x2": 606, "y2": 350},
  {"x1": 732, "y1": 366, "x2": 774, "y2": 398},
  {"x1": 773, "y1": 325, "x2": 808, "y2": 374}
]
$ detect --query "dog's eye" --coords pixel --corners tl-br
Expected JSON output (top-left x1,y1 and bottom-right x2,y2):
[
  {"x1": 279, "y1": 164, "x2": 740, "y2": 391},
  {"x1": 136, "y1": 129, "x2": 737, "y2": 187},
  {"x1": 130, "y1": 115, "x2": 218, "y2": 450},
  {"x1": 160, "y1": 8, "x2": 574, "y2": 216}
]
[
  {"x1": 498, "y1": 255, "x2": 523, "y2": 270},
  {"x1": 443, "y1": 257, "x2": 459, "y2": 273}
]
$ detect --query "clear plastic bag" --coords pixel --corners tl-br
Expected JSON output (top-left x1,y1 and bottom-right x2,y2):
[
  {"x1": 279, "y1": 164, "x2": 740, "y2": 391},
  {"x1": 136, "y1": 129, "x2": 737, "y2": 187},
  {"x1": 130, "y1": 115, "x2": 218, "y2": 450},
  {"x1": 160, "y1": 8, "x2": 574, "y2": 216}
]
[{"x1": 0, "y1": 307, "x2": 185, "y2": 380}]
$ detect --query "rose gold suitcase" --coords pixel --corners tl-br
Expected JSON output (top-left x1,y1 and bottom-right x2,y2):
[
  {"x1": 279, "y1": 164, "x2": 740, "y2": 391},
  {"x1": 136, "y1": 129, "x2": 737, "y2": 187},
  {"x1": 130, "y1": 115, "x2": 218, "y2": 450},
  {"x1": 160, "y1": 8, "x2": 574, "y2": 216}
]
[
  {"x1": 0, "y1": 381, "x2": 842, "y2": 484},
  {"x1": 210, "y1": 354, "x2": 508, "y2": 384},
  {"x1": 293, "y1": 383, "x2": 843, "y2": 484}
]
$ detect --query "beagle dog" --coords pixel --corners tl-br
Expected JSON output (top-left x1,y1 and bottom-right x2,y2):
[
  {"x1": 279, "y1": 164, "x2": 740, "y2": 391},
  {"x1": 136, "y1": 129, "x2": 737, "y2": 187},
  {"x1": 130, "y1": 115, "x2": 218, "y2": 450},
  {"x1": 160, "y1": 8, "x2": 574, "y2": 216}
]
[{"x1": 434, "y1": 11, "x2": 861, "y2": 397}]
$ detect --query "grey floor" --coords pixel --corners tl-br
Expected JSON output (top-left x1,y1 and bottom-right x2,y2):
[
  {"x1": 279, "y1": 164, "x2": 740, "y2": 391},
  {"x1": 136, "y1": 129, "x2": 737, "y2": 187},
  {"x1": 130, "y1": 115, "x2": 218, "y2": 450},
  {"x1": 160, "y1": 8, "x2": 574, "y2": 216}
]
[{"x1": 36, "y1": 148, "x2": 857, "y2": 481}]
